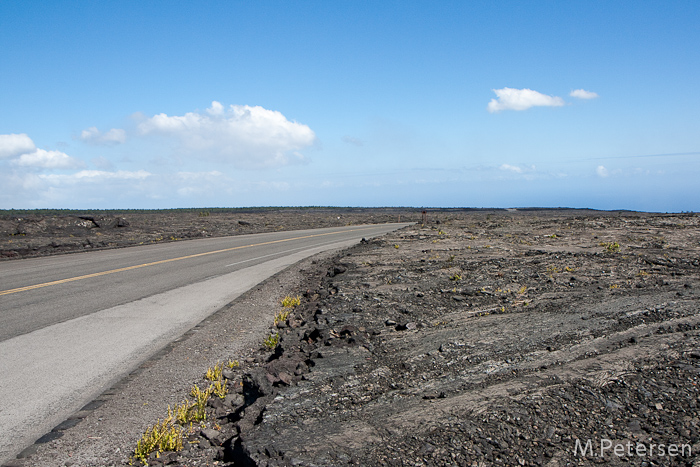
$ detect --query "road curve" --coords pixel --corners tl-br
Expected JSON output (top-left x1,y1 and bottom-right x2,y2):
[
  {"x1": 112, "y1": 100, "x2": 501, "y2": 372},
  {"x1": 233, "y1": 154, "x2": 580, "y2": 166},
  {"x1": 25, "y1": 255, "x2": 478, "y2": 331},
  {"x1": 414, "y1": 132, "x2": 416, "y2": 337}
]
[{"x1": 0, "y1": 223, "x2": 409, "y2": 463}]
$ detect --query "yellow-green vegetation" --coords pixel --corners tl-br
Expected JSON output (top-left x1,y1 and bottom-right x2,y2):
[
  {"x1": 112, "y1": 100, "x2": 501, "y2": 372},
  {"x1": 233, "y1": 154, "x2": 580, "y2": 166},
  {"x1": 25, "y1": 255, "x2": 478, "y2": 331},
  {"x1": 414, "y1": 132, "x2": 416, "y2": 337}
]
[
  {"x1": 546, "y1": 265, "x2": 560, "y2": 275},
  {"x1": 609, "y1": 284, "x2": 620, "y2": 289},
  {"x1": 518, "y1": 286, "x2": 527, "y2": 295},
  {"x1": 205, "y1": 362, "x2": 224, "y2": 382},
  {"x1": 449, "y1": 273, "x2": 462, "y2": 281},
  {"x1": 564, "y1": 266, "x2": 576, "y2": 272},
  {"x1": 274, "y1": 309, "x2": 291, "y2": 325},
  {"x1": 226, "y1": 359, "x2": 240, "y2": 369},
  {"x1": 132, "y1": 416, "x2": 184, "y2": 465},
  {"x1": 281, "y1": 295, "x2": 301, "y2": 308},
  {"x1": 263, "y1": 332, "x2": 280, "y2": 349},
  {"x1": 211, "y1": 379, "x2": 228, "y2": 399},
  {"x1": 394, "y1": 243, "x2": 400, "y2": 249},
  {"x1": 600, "y1": 241, "x2": 620, "y2": 252},
  {"x1": 190, "y1": 385, "x2": 213, "y2": 421},
  {"x1": 169, "y1": 400, "x2": 196, "y2": 426}
]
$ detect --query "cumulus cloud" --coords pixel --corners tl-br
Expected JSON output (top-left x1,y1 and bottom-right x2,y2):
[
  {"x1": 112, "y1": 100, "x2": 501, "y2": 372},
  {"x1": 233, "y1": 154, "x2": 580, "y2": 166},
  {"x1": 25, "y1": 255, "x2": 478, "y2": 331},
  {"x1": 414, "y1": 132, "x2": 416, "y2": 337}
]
[
  {"x1": 487, "y1": 88, "x2": 565, "y2": 113},
  {"x1": 1, "y1": 133, "x2": 84, "y2": 169},
  {"x1": 570, "y1": 89, "x2": 599, "y2": 99},
  {"x1": 596, "y1": 165, "x2": 609, "y2": 177},
  {"x1": 0, "y1": 133, "x2": 36, "y2": 159},
  {"x1": 137, "y1": 101, "x2": 317, "y2": 168},
  {"x1": 12, "y1": 149, "x2": 85, "y2": 169},
  {"x1": 80, "y1": 127, "x2": 127, "y2": 145}
]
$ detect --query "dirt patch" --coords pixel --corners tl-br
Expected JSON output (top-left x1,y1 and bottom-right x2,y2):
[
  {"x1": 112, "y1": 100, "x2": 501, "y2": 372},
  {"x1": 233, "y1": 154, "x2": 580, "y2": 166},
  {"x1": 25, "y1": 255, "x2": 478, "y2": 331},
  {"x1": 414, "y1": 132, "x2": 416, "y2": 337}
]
[{"x1": 10, "y1": 209, "x2": 700, "y2": 467}]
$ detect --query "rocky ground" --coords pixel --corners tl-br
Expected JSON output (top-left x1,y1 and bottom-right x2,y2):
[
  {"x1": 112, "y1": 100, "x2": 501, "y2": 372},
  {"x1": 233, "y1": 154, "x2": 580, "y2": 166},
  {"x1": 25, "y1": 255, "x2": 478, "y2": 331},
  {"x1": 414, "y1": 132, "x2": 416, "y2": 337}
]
[
  {"x1": 0, "y1": 207, "x2": 413, "y2": 260},
  {"x1": 7, "y1": 209, "x2": 700, "y2": 466}
]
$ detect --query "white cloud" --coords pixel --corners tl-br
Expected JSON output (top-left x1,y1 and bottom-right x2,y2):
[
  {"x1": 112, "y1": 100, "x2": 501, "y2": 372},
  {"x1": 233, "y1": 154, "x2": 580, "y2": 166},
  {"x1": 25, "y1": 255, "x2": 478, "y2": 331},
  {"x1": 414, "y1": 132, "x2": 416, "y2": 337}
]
[
  {"x1": 596, "y1": 165, "x2": 609, "y2": 177},
  {"x1": 40, "y1": 170, "x2": 150, "y2": 184},
  {"x1": 499, "y1": 163, "x2": 522, "y2": 173},
  {"x1": 137, "y1": 101, "x2": 317, "y2": 169},
  {"x1": 1, "y1": 133, "x2": 84, "y2": 169},
  {"x1": 570, "y1": 89, "x2": 599, "y2": 99},
  {"x1": 487, "y1": 88, "x2": 565, "y2": 113},
  {"x1": 11, "y1": 149, "x2": 85, "y2": 169},
  {"x1": 499, "y1": 163, "x2": 537, "y2": 174},
  {"x1": 80, "y1": 127, "x2": 127, "y2": 145},
  {"x1": 0, "y1": 133, "x2": 36, "y2": 159}
]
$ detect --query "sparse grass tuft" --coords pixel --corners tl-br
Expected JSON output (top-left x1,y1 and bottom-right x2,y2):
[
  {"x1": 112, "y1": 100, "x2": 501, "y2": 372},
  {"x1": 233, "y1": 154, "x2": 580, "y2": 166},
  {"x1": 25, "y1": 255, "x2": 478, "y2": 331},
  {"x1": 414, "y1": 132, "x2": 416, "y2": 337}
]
[
  {"x1": 263, "y1": 332, "x2": 280, "y2": 349},
  {"x1": 449, "y1": 273, "x2": 462, "y2": 281},
  {"x1": 226, "y1": 359, "x2": 240, "y2": 369},
  {"x1": 600, "y1": 241, "x2": 620, "y2": 253},
  {"x1": 211, "y1": 379, "x2": 228, "y2": 399},
  {"x1": 274, "y1": 309, "x2": 291, "y2": 325},
  {"x1": 205, "y1": 362, "x2": 224, "y2": 382},
  {"x1": 189, "y1": 385, "x2": 212, "y2": 422},
  {"x1": 281, "y1": 295, "x2": 301, "y2": 308},
  {"x1": 169, "y1": 400, "x2": 195, "y2": 426},
  {"x1": 132, "y1": 416, "x2": 183, "y2": 465}
]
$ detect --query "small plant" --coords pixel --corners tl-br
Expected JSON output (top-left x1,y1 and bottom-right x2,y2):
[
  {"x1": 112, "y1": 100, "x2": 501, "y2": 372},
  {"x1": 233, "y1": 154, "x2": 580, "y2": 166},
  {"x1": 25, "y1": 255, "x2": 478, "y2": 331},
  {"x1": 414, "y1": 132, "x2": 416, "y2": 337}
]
[
  {"x1": 169, "y1": 400, "x2": 195, "y2": 426},
  {"x1": 600, "y1": 241, "x2": 620, "y2": 253},
  {"x1": 226, "y1": 359, "x2": 240, "y2": 369},
  {"x1": 189, "y1": 385, "x2": 212, "y2": 422},
  {"x1": 212, "y1": 379, "x2": 228, "y2": 399},
  {"x1": 449, "y1": 273, "x2": 462, "y2": 281},
  {"x1": 518, "y1": 286, "x2": 527, "y2": 295},
  {"x1": 205, "y1": 362, "x2": 224, "y2": 382},
  {"x1": 447, "y1": 255, "x2": 455, "y2": 262},
  {"x1": 281, "y1": 295, "x2": 301, "y2": 308},
  {"x1": 132, "y1": 416, "x2": 183, "y2": 465},
  {"x1": 263, "y1": 332, "x2": 280, "y2": 349},
  {"x1": 564, "y1": 266, "x2": 576, "y2": 272},
  {"x1": 394, "y1": 244, "x2": 400, "y2": 249},
  {"x1": 274, "y1": 309, "x2": 291, "y2": 325},
  {"x1": 609, "y1": 284, "x2": 620, "y2": 289},
  {"x1": 546, "y1": 265, "x2": 560, "y2": 275}
]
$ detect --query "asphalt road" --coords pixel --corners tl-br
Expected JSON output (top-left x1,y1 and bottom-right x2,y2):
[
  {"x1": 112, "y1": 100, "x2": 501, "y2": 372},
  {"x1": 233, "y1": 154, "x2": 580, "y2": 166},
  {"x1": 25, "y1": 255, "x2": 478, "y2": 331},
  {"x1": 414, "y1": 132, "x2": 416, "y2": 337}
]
[{"x1": 0, "y1": 223, "x2": 409, "y2": 463}]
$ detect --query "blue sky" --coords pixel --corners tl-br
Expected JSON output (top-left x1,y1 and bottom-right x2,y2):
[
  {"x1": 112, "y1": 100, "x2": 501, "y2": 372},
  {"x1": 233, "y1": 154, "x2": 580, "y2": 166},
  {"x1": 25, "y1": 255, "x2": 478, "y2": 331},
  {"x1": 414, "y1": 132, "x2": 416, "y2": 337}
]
[{"x1": 1, "y1": 1, "x2": 698, "y2": 211}]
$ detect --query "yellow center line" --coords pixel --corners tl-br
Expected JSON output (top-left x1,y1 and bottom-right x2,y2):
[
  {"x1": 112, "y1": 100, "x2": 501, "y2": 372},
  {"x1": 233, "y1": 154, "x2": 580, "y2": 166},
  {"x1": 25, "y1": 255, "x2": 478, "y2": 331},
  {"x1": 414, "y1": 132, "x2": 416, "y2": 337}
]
[{"x1": 0, "y1": 226, "x2": 379, "y2": 296}]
